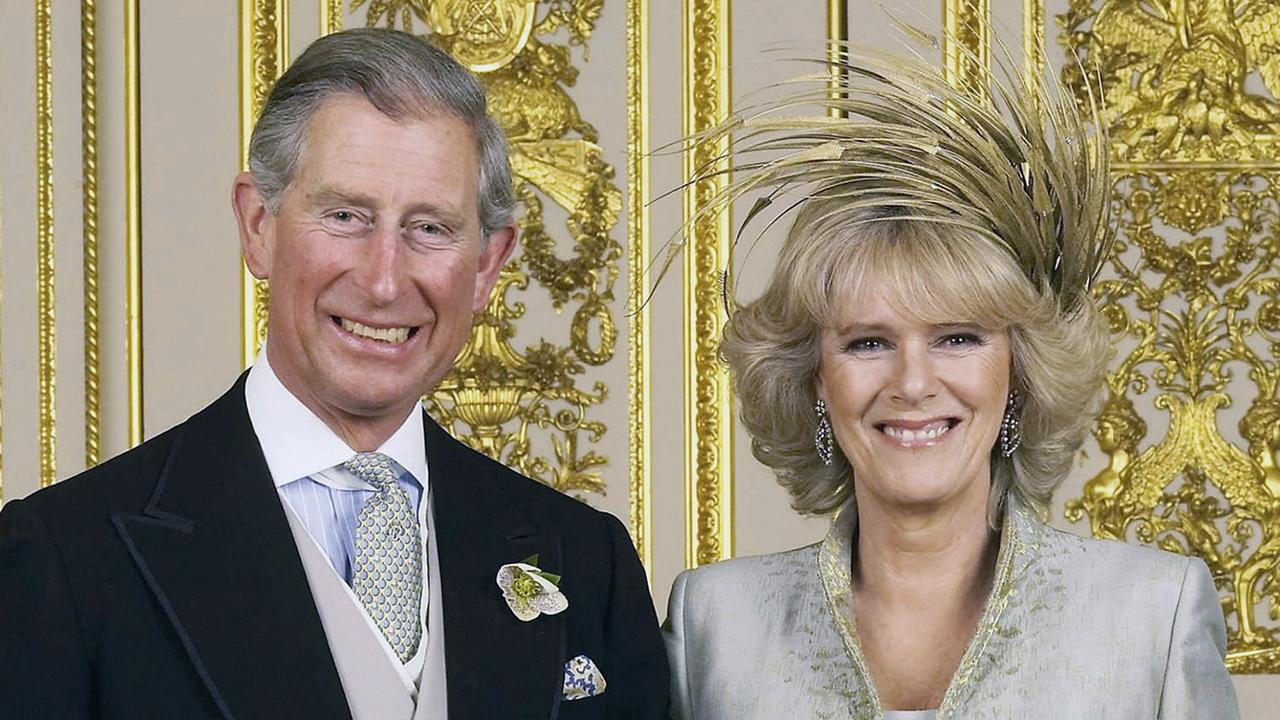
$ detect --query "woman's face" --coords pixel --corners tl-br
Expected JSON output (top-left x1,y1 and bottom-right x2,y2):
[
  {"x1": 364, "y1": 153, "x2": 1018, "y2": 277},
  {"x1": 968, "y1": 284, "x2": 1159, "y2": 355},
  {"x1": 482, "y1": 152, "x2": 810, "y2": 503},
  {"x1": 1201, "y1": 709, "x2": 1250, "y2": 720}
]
[{"x1": 816, "y1": 274, "x2": 1012, "y2": 515}]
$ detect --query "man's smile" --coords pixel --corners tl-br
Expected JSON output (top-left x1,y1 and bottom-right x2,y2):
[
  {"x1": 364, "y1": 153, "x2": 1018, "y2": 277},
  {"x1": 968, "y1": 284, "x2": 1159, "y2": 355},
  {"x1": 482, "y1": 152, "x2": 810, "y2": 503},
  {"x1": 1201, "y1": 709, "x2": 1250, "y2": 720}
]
[{"x1": 333, "y1": 315, "x2": 419, "y2": 345}]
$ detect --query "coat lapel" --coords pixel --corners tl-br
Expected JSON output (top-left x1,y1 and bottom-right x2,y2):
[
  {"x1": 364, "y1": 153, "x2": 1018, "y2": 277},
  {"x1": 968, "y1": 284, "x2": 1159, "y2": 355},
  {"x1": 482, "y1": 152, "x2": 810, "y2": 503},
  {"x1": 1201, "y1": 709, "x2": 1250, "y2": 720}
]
[
  {"x1": 112, "y1": 376, "x2": 351, "y2": 720},
  {"x1": 425, "y1": 415, "x2": 566, "y2": 719}
]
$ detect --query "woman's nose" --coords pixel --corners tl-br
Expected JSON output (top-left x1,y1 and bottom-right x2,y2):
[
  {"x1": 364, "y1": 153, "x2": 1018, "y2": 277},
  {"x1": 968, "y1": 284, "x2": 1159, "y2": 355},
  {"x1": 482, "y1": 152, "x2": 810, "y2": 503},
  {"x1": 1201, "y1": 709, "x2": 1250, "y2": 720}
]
[{"x1": 888, "y1": 342, "x2": 940, "y2": 404}]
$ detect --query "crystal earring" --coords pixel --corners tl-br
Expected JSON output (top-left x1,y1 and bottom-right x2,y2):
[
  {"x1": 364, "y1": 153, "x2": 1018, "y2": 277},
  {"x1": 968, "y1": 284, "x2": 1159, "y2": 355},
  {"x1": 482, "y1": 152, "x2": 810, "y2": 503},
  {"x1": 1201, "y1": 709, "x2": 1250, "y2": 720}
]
[
  {"x1": 999, "y1": 390, "x2": 1022, "y2": 457},
  {"x1": 815, "y1": 399, "x2": 834, "y2": 466}
]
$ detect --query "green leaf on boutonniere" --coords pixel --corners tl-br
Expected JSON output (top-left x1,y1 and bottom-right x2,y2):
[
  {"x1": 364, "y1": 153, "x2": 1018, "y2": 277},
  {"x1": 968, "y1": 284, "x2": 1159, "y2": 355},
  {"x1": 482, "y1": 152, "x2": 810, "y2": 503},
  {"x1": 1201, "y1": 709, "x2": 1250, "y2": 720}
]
[
  {"x1": 521, "y1": 554, "x2": 540, "y2": 566},
  {"x1": 534, "y1": 571, "x2": 561, "y2": 585}
]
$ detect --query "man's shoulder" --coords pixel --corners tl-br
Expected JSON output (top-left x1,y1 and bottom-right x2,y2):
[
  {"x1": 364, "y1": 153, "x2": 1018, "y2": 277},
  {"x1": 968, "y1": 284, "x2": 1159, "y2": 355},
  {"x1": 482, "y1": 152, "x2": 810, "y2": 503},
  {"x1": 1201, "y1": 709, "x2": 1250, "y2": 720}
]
[{"x1": 7, "y1": 424, "x2": 183, "y2": 523}]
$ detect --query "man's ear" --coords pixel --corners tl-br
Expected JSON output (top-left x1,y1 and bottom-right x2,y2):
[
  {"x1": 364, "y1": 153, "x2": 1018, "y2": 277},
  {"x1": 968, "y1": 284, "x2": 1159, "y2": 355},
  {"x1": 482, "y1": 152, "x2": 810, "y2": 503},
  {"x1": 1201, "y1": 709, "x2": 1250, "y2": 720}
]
[
  {"x1": 472, "y1": 223, "x2": 518, "y2": 312},
  {"x1": 232, "y1": 171, "x2": 274, "y2": 280}
]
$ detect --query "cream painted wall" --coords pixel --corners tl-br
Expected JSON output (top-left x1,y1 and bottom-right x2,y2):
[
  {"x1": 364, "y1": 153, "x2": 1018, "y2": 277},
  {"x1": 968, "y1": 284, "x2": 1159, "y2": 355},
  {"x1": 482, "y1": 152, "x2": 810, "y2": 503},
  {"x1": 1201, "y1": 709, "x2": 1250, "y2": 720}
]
[{"x1": 0, "y1": 0, "x2": 1276, "y2": 714}]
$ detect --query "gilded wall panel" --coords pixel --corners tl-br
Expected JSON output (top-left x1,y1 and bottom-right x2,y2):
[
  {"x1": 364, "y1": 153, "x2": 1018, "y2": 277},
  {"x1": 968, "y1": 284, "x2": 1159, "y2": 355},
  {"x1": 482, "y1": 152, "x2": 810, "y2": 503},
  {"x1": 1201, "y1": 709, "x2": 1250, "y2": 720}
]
[{"x1": 1058, "y1": 0, "x2": 1280, "y2": 673}]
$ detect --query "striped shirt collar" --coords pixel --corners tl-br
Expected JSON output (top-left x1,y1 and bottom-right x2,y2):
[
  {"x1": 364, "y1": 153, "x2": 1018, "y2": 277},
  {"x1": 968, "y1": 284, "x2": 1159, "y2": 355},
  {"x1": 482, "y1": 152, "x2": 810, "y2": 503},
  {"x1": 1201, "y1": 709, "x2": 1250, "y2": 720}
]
[{"x1": 244, "y1": 347, "x2": 426, "y2": 489}]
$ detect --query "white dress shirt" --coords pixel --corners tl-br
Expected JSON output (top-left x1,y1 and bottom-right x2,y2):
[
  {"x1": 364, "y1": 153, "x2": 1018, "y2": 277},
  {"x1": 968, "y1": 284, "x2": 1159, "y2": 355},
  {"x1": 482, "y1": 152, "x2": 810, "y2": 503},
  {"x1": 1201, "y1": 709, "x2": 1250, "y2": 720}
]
[{"x1": 245, "y1": 349, "x2": 431, "y2": 694}]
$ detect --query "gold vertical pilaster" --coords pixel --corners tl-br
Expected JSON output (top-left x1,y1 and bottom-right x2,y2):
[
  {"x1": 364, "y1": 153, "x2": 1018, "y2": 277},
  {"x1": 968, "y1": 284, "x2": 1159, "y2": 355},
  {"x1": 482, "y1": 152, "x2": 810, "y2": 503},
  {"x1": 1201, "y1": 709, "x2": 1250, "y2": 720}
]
[
  {"x1": 1023, "y1": 0, "x2": 1045, "y2": 95},
  {"x1": 321, "y1": 0, "x2": 343, "y2": 34},
  {"x1": 240, "y1": 0, "x2": 289, "y2": 367},
  {"x1": 627, "y1": 0, "x2": 652, "y2": 579},
  {"x1": 942, "y1": 0, "x2": 989, "y2": 99},
  {"x1": 82, "y1": 0, "x2": 103, "y2": 465},
  {"x1": 36, "y1": 0, "x2": 57, "y2": 487},
  {"x1": 124, "y1": 0, "x2": 143, "y2": 447},
  {"x1": 827, "y1": 0, "x2": 848, "y2": 119},
  {"x1": 0, "y1": 176, "x2": 5, "y2": 500},
  {"x1": 682, "y1": 0, "x2": 733, "y2": 568}
]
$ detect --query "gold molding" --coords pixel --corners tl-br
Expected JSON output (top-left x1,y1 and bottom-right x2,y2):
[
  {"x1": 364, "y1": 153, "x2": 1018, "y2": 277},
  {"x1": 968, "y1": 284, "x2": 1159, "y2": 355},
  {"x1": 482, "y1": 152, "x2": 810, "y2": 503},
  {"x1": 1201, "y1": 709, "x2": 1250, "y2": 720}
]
[
  {"x1": 83, "y1": 0, "x2": 103, "y2": 465},
  {"x1": 627, "y1": 0, "x2": 652, "y2": 579},
  {"x1": 1022, "y1": 0, "x2": 1044, "y2": 100},
  {"x1": 827, "y1": 0, "x2": 847, "y2": 119},
  {"x1": 683, "y1": 0, "x2": 733, "y2": 568},
  {"x1": 124, "y1": 0, "x2": 143, "y2": 447},
  {"x1": 942, "y1": 0, "x2": 989, "y2": 99},
  {"x1": 239, "y1": 0, "x2": 289, "y2": 367},
  {"x1": 321, "y1": 0, "x2": 343, "y2": 34},
  {"x1": 0, "y1": 175, "x2": 5, "y2": 501},
  {"x1": 36, "y1": 0, "x2": 57, "y2": 487}
]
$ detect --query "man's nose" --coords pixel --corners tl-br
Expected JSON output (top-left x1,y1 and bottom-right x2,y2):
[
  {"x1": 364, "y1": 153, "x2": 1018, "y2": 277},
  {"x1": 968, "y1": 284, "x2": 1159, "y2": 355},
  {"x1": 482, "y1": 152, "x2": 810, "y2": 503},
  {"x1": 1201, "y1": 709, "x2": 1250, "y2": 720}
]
[
  {"x1": 888, "y1": 341, "x2": 940, "y2": 405},
  {"x1": 356, "y1": 223, "x2": 406, "y2": 306}
]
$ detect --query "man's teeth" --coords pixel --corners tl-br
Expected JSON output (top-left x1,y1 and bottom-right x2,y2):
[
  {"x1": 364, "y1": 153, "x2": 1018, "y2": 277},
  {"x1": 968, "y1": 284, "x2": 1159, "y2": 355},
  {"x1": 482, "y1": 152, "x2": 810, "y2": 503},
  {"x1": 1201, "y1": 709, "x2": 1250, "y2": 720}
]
[
  {"x1": 882, "y1": 422, "x2": 952, "y2": 443},
  {"x1": 339, "y1": 318, "x2": 410, "y2": 344}
]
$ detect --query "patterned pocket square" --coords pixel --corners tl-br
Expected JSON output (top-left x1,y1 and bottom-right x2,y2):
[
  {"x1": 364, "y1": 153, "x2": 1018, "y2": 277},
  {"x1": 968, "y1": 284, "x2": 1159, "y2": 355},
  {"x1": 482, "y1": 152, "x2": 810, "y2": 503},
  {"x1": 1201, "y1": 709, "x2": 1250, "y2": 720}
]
[{"x1": 562, "y1": 654, "x2": 607, "y2": 701}]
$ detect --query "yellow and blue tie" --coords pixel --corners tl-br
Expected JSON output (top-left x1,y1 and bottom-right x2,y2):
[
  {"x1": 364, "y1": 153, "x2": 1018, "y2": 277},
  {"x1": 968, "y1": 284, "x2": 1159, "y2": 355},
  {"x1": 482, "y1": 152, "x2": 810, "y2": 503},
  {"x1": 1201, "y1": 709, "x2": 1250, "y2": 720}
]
[{"x1": 344, "y1": 452, "x2": 422, "y2": 663}]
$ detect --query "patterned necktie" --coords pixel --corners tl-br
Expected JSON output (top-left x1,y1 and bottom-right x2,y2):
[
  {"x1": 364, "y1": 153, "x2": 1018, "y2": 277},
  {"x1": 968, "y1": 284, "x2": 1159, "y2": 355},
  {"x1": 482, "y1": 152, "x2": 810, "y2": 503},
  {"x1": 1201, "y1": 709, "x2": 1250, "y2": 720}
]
[{"x1": 344, "y1": 452, "x2": 423, "y2": 663}]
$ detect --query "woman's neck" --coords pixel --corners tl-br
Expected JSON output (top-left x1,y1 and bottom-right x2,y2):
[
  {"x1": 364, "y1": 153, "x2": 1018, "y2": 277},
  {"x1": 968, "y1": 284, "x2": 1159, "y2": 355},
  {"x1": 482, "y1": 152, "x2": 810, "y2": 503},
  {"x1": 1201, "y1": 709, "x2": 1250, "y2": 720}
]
[{"x1": 852, "y1": 488, "x2": 1000, "y2": 610}]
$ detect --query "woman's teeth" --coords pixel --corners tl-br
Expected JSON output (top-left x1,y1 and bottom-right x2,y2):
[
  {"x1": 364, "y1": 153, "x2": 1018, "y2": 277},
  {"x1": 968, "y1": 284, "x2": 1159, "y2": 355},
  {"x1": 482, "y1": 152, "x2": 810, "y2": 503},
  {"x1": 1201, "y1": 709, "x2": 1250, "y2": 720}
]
[
  {"x1": 881, "y1": 422, "x2": 952, "y2": 444},
  {"x1": 339, "y1": 318, "x2": 410, "y2": 344}
]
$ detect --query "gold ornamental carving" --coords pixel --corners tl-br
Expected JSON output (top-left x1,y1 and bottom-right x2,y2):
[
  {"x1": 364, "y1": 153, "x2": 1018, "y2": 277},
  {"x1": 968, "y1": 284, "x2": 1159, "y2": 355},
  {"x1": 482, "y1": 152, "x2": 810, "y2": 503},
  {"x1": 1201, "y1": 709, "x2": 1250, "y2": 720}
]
[
  {"x1": 351, "y1": 0, "x2": 619, "y2": 500},
  {"x1": 1060, "y1": 0, "x2": 1280, "y2": 673},
  {"x1": 1060, "y1": 0, "x2": 1280, "y2": 163}
]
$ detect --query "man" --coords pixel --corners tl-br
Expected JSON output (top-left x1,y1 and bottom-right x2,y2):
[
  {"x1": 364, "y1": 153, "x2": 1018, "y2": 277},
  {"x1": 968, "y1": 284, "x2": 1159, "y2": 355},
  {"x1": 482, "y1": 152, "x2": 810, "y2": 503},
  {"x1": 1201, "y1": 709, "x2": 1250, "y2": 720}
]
[{"x1": 0, "y1": 28, "x2": 667, "y2": 719}]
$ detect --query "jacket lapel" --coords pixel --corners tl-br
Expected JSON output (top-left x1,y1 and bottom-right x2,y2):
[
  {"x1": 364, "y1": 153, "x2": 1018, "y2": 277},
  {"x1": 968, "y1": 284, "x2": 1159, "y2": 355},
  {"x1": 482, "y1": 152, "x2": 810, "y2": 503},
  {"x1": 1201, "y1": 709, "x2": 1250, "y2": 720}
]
[
  {"x1": 112, "y1": 375, "x2": 351, "y2": 720},
  {"x1": 425, "y1": 414, "x2": 566, "y2": 719}
]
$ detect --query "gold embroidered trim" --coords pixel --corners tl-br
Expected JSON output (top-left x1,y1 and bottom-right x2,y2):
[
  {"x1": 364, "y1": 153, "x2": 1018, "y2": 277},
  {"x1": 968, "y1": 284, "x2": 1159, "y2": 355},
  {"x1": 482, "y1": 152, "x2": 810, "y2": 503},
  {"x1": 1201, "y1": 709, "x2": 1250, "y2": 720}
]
[{"x1": 817, "y1": 498, "x2": 1035, "y2": 717}]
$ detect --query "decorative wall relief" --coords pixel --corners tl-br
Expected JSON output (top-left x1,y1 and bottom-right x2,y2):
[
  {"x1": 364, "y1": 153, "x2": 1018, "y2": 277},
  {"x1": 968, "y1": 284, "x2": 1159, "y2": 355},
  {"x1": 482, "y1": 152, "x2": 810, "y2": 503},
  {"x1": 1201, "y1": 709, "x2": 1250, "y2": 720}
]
[
  {"x1": 1059, "y1": 0, "x2": 1280, "y2": 672},
  {"x1": 350, "y1": 0, "x2": 620, "y2": 500}
]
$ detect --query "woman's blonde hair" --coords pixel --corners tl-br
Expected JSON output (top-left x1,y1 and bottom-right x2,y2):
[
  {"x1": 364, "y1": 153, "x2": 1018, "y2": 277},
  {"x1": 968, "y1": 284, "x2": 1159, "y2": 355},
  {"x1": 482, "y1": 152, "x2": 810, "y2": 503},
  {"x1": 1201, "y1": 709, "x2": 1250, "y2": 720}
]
[{"x1": 720, "y1": 201, "x2": 1111, "y2": 520}]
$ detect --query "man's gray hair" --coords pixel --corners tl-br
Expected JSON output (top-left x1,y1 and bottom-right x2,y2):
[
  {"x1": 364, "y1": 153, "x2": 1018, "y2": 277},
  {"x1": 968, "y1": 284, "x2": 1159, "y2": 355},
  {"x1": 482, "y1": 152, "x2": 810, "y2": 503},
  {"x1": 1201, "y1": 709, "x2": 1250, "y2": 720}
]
[{"x1": 248, "y1": 27, "x2": 514, "y2": 237}]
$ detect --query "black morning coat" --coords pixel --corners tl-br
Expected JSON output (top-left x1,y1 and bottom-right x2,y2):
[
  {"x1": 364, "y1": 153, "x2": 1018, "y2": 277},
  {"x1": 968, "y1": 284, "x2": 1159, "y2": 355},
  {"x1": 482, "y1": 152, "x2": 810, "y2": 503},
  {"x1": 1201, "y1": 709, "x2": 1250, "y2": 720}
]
[{"x1": 0, "y1": 373, "x2": 669, "y2": 719}]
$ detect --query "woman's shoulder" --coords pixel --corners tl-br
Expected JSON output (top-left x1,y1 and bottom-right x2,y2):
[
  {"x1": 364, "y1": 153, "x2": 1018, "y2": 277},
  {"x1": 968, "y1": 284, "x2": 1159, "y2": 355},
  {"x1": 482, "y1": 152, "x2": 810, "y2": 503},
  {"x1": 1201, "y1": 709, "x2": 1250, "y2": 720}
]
[
  {"x1": 1037, "y1": 523, "x2": 1197, "y2": 584},
  {"x1": 674, "y1": 543, "x2": 820, "y2": 591},
  {"x1": 667, "y1": 543, "x2": 825, "y2": 621}
]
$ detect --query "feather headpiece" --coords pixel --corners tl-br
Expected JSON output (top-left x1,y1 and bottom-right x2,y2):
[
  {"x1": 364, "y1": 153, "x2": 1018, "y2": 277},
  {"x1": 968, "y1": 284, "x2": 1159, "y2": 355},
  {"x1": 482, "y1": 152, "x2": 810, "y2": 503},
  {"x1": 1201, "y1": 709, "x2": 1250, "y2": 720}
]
[{"x1": 663, "y1": 20, "x2": 1113, "y2": 314}]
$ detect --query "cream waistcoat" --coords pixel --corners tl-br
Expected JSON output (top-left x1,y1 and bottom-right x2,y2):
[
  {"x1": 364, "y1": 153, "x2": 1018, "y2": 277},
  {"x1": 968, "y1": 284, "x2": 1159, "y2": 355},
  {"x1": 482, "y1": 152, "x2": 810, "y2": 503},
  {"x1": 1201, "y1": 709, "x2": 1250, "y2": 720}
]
[{"x1": 284, "y1": 497, "x2": 447, "y2": 720}]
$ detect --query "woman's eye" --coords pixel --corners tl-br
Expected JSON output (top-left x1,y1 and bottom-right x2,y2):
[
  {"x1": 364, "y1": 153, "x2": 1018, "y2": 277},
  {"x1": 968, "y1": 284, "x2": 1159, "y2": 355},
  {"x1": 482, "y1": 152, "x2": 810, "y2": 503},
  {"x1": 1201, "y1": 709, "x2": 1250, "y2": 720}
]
[
  {"x1": 845, "y1": 337, "x2": 885, "y2": 353},
  {"x1": 940, "y1": 333, "x2": 983, "y2": 347}
]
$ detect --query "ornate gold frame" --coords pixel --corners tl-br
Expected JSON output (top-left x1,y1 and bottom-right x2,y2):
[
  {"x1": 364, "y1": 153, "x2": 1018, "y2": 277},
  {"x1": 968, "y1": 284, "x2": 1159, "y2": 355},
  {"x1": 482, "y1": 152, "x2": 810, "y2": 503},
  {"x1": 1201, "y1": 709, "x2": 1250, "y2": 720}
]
[
  {"x1": 683, "y1": 0, "x2": 734, "y2": 568},
  {"x1": 627, "y1": 0, "x2": 653, "y2": 577},
  {"x1": 239, "y1": 0, "x2": 289, "y2": 366},
  {"x1": 124, "y1": 0, "x2": 144, "y2": 448},
  {"x1": 36, "y1": 0, "x2": 57, "y2": 487},
  {"x1": 82, "y1": 0, "x2": 103, "y2": 465}
]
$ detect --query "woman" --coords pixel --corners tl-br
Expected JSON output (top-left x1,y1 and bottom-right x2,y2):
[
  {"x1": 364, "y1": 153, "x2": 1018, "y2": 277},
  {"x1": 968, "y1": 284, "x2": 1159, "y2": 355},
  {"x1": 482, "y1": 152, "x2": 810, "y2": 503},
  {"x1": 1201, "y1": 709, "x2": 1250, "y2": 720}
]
[{"x1": 663, "y1": 30, "x2": 1239, "y2": 720}]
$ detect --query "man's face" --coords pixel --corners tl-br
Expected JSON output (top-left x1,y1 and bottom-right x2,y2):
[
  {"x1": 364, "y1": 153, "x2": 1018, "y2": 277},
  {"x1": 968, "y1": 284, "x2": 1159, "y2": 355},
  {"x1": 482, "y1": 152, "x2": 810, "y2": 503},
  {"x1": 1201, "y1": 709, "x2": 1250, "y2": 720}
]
[{"x1": 236, "y1": 94, "x2": 514, "y2": 438}]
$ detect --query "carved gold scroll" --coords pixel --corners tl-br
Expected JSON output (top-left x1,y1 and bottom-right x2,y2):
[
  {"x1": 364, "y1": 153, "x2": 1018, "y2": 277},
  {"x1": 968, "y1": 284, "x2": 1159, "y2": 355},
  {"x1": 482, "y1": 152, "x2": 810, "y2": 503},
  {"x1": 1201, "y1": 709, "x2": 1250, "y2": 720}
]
[
  {"x1": 1058, "y1": 0, "x2": 1280, "y2": 673},
  {"x1": 348, "y1": 0, "x2": 622, "y2": 504}
]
